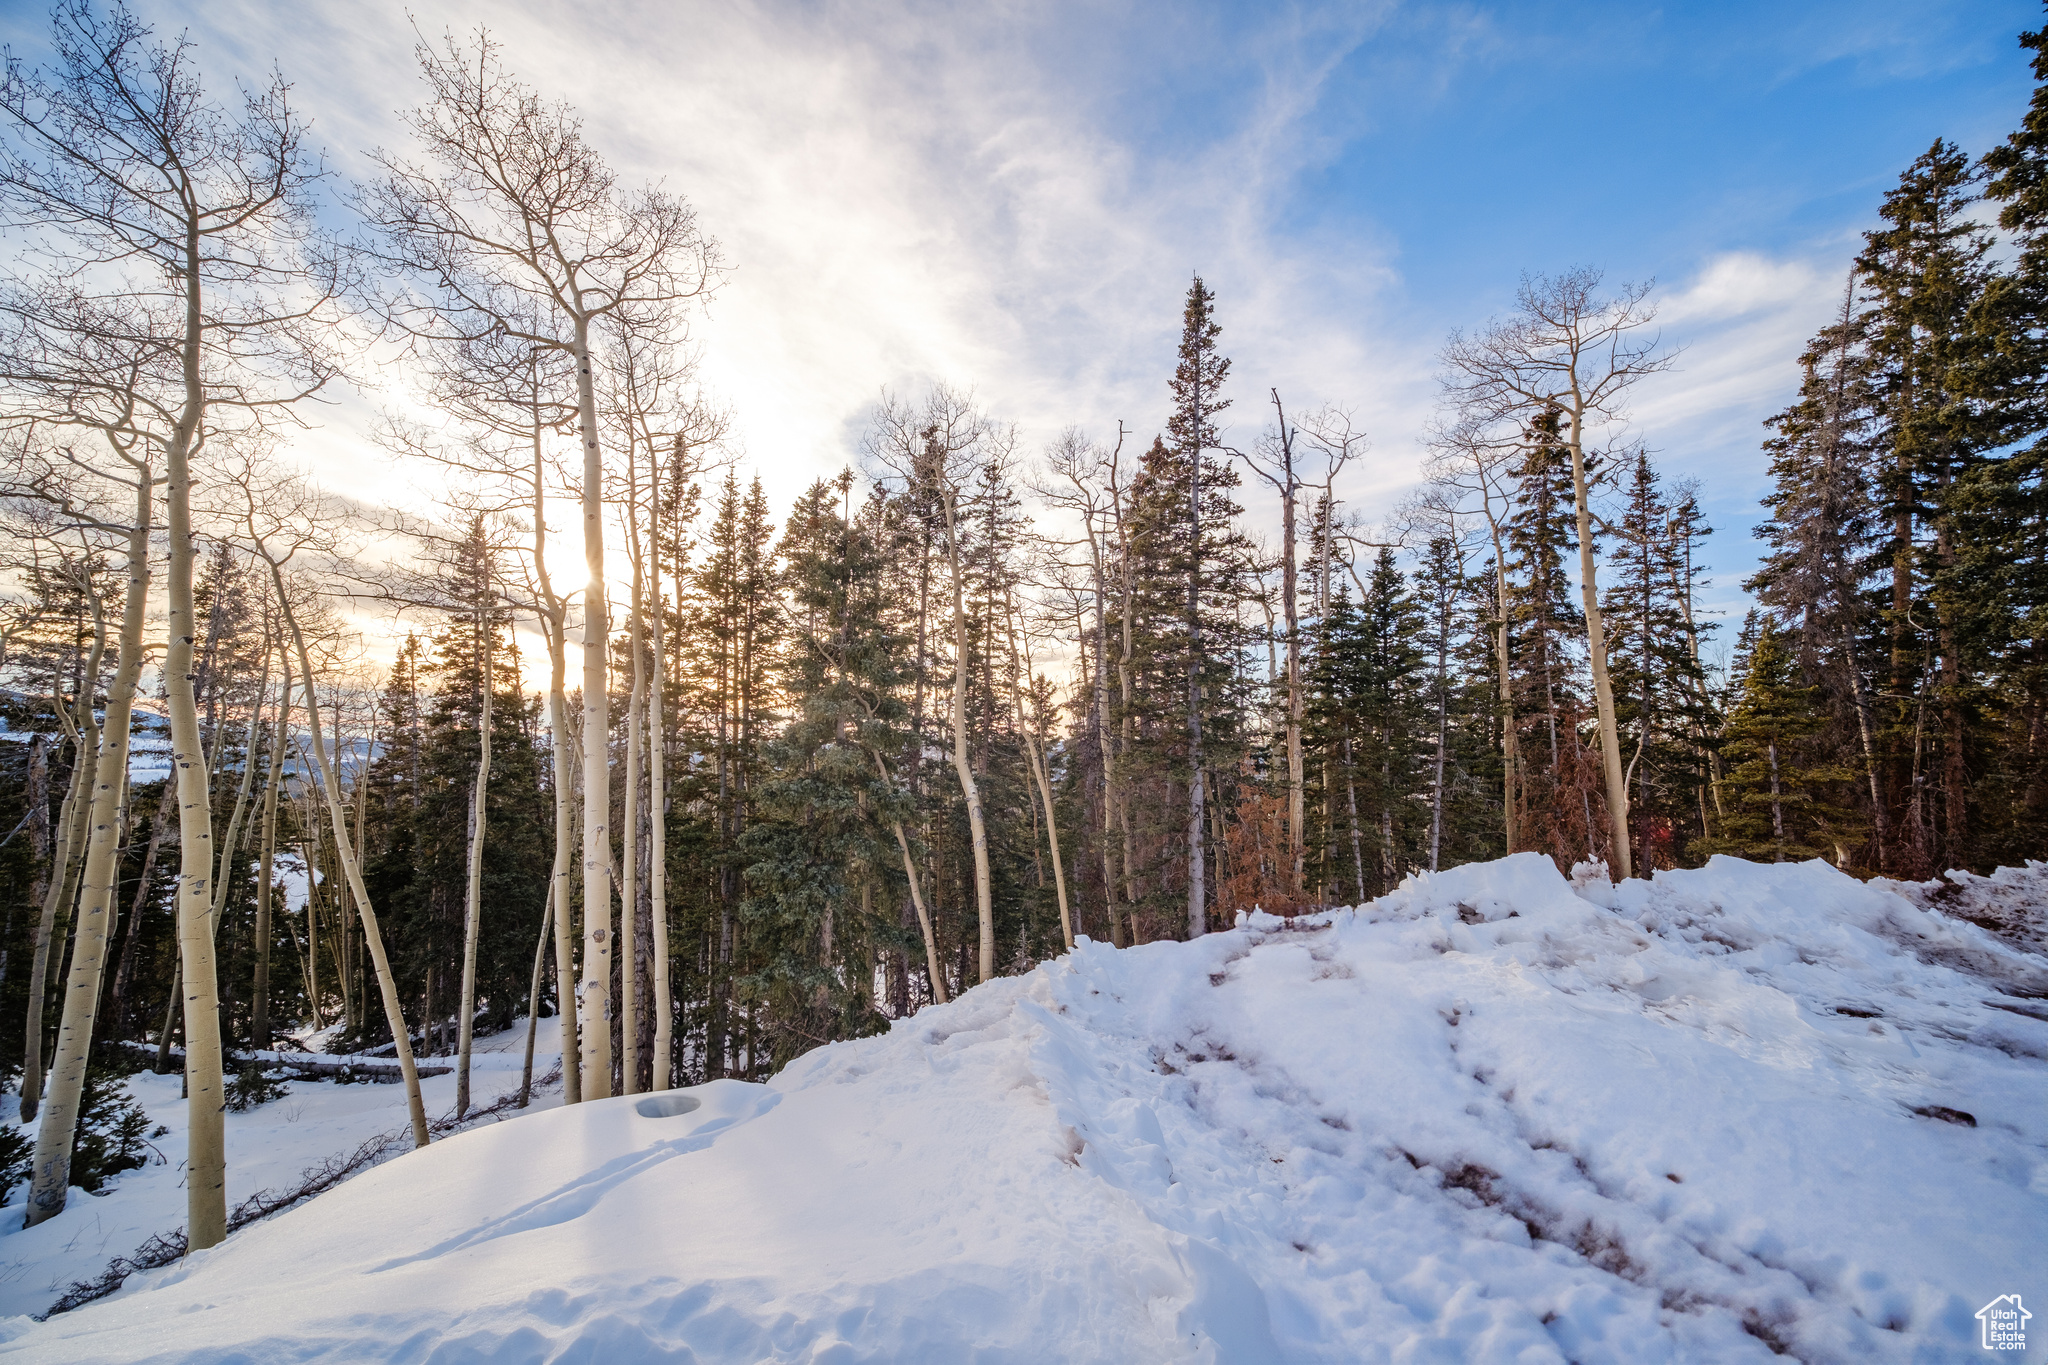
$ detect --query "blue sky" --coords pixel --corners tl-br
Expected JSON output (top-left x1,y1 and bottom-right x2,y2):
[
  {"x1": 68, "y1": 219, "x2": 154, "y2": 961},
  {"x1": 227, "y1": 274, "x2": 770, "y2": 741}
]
[{"x1": 2, "y1": 0, "x2": 2036, "y2": 644}]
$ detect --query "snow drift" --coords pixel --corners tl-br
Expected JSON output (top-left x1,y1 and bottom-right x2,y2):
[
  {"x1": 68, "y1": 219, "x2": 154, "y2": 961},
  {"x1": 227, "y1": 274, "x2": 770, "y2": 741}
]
[{"x1": 7, "y1": 853, "x2": 2043, "y2": 1363}]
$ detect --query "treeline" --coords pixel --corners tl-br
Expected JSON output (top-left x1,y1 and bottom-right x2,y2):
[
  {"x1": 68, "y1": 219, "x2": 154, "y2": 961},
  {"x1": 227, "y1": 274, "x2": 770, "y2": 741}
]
[{"x1": 0, "y1": 2, "x2": 2043, "y2": 1253}]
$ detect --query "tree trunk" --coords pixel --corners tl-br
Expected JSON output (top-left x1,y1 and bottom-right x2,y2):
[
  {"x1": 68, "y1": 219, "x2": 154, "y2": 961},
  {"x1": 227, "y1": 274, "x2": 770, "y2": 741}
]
[
  {"x1": 941, "y1": 487, "x2": 995, "y2": 983},
  {"x1": 573, "y1": 311, "x2": 614, "y2": 1100},
  {"x1": 1269, "y1": 391, "x2": 1305, "y2": 894},
  {"x1": 455, "y1": 607, "x2": 492, "y2": 1118},
  {"x1": 1564, "y1": 400, "x2": 1632, "y2": 879},
  {"x1": 23, "y1": 498, "x2": 150, "y2": 1228},
  {"x1": 520, "y1": 885, "x2": 551, "y2": 1108},
  {"x1": 22, "y1": 714, "x2": 92, "y2": 1123},
  {"x1": 649, "y1": 483, "x2": 672, "y2": 1090},
  {"x1": 621, "y1": 525, "x2": 645, "y2": 1096},
  {"x1": 252, "y1": 659, "x2": 289, "y2": 1050},
  {"x1": 1007, "y1": 601, "x2": 1072, "y2": 949},
  {"x1": 272, "y1": 566, "x2": 430, "y2": 1149},
  {"x1": 209, "y1": 646, "x2": 272, "y2": 941}
]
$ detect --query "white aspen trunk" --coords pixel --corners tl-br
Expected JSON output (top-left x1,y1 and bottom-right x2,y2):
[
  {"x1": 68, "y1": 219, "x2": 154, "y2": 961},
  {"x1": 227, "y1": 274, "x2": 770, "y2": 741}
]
[
  {"x1": 21, "y1": 708, "x2": 93, "y2": 1123},
  {"x1": 887, "y1": 813, "x2": 948, "y2": 1004},
  {"x1": 167, "y1": 469, "x2": 226, "y2": 1250},
  {"x1": 1089, "y1": 527, "x2": 1119, "y2": 945},
  {"x1": 23, "y1": 498, "x2": 150, "y2": 1227},
  {"x1": 621, "y1": 490, "x2": 645, "y2": 1096},
  {"x1": 208, "y1": 646, "x2": 272, "y2": 938},
  {"x1": 1487, "y1": 513, "x2": 1520, "y2": 855},
  {"x1": 455, "y1": 605, "x2": 492, "y2": 1118},
  {"x1": 1268, "y1": 392, "x2": 1305, "y2": 895},
  {"x1": 573, "y1": 311, "x2": 614, "y2": 1100},
  {"x1": 1006, "y1": 602, "x2": 1072, "y2": 949},
  {"x1": 252, "y1": 657, "x2": 288, "y2": 1049},
  {"x1": 648, "y1": 482, "x2": 671, "y2": 1089},
  {"x1": 520, "y1": 885, "x2": 552, "y2": 1107},
  {"x1": 272, "y1": 568, "x2": 430, "y2": 1148},
  {"x1": 1564, "y1": 399, "x2": 1633, "y2": 879},
  {"x1": 941, "y1": 487, "x2": 995, "y2": 983},
  {"x1": 545, "y1": 673, "x2": 582, "y2": 1104},
  {"x1": 300, "y1": 820, "x2": 321, "y2": 1029},
  {"x1": 530, "y1": 408, "x2": 582, "y2": 1103}
]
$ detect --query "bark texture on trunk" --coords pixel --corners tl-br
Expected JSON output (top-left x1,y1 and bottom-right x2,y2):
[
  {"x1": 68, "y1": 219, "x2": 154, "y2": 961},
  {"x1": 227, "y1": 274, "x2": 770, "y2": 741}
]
[
  {"x1": 252, "y1": 660, "x2": 289, "y2": 1049},
  {"x1": 272, "y1": 567, "x2": 430, "y2": 1149},
  {"x1": 941, "y1": 488, "x2": 995, "y2": 983},
  {"x1": 1564, "y1": 402, "x2": 1632, "y2": 880},
  {"x1": 23, "y1": 504, "x2": 150, "y2": 1227},
  {"x1": 455, "y1": 621, "x2": 492, "y2": 1118},
  {"x1": 573, "y1": 316, "x2": 614, "y2": 1099}
]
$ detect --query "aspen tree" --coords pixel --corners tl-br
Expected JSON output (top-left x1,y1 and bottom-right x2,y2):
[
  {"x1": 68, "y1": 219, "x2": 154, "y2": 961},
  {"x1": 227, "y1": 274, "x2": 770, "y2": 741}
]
[
  {"x1": 23, "y1": 467, "x2": 150, "y2": 1227},
  {"x1": 455, "y1": 533, "x2": 493, "y2": 1118},
  {"x1": 1440, "y1": 271, "x2": 1672, "y2": 880},
  {"x1": 648, "y1": 466, "x2": 671, "y2": 1088},
  {"x1": 1424, "y1": 417, "x2": 1526, "y2": 853},
  {"x1": 1005, "y1": 590, "x2": 1072, "y2": 948},
  {"x1": 252, "y1": 655, "x2": 289, "y2": 1048},
  {"x1": 933, "y1": 425, "x2": 996, "y2": 981},
  {"x1": 229, "y1": 466, "x2": 430, "y2": 1146},
  {"x1": 0, "y1": 4, "x2": 338, "y2": 1249},
  {"x1": 20, "y1": 600, "x2": 99, "y2": 1123},
  {"x1": 1040, "y1": 425, "x2": 1128, "y2": 942},
  {"x1": 271, "y1": 567, "x2": 429, "y2": 1147},
  {"x1": 363, "y1": 33, "x2": 718, "y2": 1096}
]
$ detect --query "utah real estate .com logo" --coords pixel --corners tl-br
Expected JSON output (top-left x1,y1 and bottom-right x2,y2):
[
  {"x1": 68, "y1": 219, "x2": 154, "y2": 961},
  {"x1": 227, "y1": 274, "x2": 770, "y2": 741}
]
[{"x1": 1978, "y1": 1295, "x2": 2030, "y2": 1352}]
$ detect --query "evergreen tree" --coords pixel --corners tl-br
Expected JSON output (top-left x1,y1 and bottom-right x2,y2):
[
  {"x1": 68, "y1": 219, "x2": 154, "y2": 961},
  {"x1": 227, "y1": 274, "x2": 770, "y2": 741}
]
[
  {"x1": 1856, "y1": 139, "x2": 1997, "y2": 873},
  {"x1": 741, "y1": 476, "x2": 899, "y2": 1065},
  {"x1": 1703, "y1": 616, "x2": 1860, "y2": 863},
  {"x1": 1604, "y1": 452, "x2": 1715, "y2": 870}
]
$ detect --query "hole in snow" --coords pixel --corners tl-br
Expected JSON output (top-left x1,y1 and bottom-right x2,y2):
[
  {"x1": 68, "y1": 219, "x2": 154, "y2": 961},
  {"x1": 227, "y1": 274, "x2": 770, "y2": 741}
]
[{"x1": 634, "y1": 1093, "x2": 703, "y2": 1119}]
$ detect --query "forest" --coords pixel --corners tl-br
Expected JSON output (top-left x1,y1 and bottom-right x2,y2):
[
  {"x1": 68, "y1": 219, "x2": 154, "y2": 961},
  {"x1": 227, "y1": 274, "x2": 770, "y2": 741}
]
[{"x1": 0, "y1": 0, "x2": 2041, "y2": 1261}]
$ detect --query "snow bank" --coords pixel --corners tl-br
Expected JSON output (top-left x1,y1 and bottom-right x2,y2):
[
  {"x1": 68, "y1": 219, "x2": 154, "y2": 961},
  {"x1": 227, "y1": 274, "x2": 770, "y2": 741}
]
[{"x1": 8, "y1": 854, "x2": 2042, "y2": 1363}]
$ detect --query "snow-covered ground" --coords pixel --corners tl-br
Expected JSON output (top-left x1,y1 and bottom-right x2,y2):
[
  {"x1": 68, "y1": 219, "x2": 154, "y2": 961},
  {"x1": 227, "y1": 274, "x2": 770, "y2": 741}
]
[
  {"x1": 4, "y1": 853, "x2": 2043, "y2": 1363},
  {"x1": 0, "y1": 1023, "x2": 562, "y2": 1323}
]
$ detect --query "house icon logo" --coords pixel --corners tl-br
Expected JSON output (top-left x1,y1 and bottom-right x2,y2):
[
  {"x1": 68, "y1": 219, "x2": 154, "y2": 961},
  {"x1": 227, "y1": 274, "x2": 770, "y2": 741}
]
[{"x1": 1978, "y1": 1295, "x2": 2030, "y2": 1351}]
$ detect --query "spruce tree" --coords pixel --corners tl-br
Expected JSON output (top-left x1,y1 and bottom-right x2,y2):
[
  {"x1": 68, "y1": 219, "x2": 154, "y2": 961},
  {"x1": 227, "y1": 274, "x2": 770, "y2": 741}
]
[
  {"x1": 1856, "y1": 140, "x2": 1996, "y2": 873},
  {"x1": 1703, "y1": 617, "x2": 1860, "y2": 863}
]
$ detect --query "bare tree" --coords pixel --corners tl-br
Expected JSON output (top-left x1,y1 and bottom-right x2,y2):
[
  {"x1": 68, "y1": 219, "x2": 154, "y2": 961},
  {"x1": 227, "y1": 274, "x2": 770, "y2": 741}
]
[
  {"x1": 223, "y1": 462, "x2": 431, "y2": 1149},
  {"x1": 0, "y1": 441, "x2": 152, "y2": 1226},
  {"x1": 1423, "y1": 413, "x2": 1528, "y2": 855},
  {"x1": 1242, "y1": 399, "x2": 1362, "y2": 896},
  {"x1": 867, "y1": 388, "x2": 1007, "y2": 983},
  {"x1": 383, "y1": 316, "x2": 585, "y2": 1102},
  {"x1": 0, "y1": 1, "x2": 341, "y2": 1249},
  {"x1": 359, "y1": 30, "x2": 720, "y2": 1098},
  {"x1": 1440, "y1": 269, "x2": 1673, "y2": 880}
]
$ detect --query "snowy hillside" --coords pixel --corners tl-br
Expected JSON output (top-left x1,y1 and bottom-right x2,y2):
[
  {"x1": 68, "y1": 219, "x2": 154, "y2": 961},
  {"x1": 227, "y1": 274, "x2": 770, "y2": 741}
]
[{"x1": 7, "y1": 854, "x2": 2044, "y2": 1364}]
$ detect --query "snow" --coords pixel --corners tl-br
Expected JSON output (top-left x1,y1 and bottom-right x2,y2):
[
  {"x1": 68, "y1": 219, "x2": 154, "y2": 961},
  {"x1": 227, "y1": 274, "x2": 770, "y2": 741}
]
[
  {"x1": 0, "y1": 1026, "x2": 561, "y2": 1324},
  {"x1": 5, "y1": 854, "x2": 2042, "y2": 1363}
]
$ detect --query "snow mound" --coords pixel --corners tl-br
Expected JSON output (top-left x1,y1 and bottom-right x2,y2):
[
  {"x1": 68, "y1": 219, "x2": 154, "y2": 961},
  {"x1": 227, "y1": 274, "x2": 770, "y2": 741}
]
[{"x1": 9, "y1": 854, "x2": 2042, "y2": 1363}]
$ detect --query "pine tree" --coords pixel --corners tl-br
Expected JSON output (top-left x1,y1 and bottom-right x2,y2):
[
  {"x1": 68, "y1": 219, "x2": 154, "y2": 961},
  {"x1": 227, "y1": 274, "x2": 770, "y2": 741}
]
[
  {"x1": 1963, "y1": 18, "x2": 2048, "y2": 860},
  {"x1": 741, "y1": 477, "x2": 898, "y2": 1065},
  {"x1": 1604, "y1": 453, "x2": 1715, "y2": 870},
  {"x1": 1703, "y1": 616, "x2": 1860, "y2": 863},
  {"x1": 1503, "y1": 407, "x2": 1601, "y2": 867},
  {"x1": 1166, "y1": 276, "x2": 1232, "y2": 938},
  {"x1": 1856, "y1": 140, "x2": 1997, "y2": 873}
]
